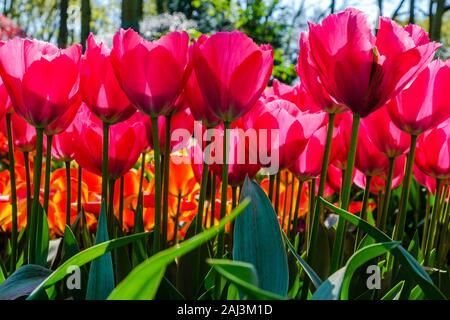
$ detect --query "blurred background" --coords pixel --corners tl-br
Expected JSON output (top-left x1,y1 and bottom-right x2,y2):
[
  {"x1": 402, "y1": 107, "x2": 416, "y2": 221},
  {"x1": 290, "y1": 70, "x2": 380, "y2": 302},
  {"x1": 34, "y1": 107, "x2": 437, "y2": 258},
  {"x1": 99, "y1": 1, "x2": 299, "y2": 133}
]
[{"x1": 0, "y1": 0, "x2": 449, "y2": 84}]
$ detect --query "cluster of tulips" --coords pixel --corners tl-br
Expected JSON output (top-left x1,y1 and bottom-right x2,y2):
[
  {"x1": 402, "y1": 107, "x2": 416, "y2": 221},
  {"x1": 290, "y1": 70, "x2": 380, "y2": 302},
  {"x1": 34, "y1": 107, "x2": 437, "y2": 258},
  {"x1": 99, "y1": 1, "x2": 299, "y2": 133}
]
[{"x1": 0, "y1": 7, "x2": 450, "y2": 299}]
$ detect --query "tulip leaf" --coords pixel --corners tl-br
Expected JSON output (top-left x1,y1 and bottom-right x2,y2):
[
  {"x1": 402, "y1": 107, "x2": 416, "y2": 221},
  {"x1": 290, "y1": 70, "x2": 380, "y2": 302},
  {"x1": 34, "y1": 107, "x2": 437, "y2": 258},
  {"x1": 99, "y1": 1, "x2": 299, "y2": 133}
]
[
  {"x1": 107, "y1": 199, "x2": 250, "y2": 300},
  {"x1": 35, "y1": 205, "x2": 49, "y2": 267},
  {"x1": 63, "y1": 226, "x2": 80, "y2": 261},
  {"x1": 86, "y1": 203, "x2": 115, "y2": 300},
  {"x1": 0, "y1": 265, "x2": 52, "y2": 300},
  {"x1": 281, "y1": 230, "x2": 323, "y2": 289},
  {"x1": 381, "y1": 281, "x2": 405, "y2": 300},
  {"x1": 340, "y1": 241, "x2": 400, "y2": 300},
  {"x1": 207, "y1": 259, "x2": 284, "y2": 300},
  {"x1": 320, "y1": 197, "x2": 446, "y2": 300},
  {"x1": 233, "y1": 177, "x2": 289, "y2": 297},
  {"x1": 27, "y1": 232, "x2": 150, "y2": 300},
  {"x1": 312, "y1": 268, "x2": 346, "y2": 300}
]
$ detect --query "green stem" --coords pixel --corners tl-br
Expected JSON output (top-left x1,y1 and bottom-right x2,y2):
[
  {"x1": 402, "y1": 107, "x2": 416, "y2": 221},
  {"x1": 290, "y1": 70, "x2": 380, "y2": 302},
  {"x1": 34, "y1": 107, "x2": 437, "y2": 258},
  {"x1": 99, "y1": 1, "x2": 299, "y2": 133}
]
[
  {"x1": 195, "y1": 130, "x2": 212, "y2": 235},
  {"x1": 101, "y1": 122, "x2": 110, "y2": 213},
  {"x1": 392, "y1": 134, "x2": 417, "y2": 242},
  {"x1": 173, "y1": 190, "x2": 182, "y2": 245},
  {"x1": 355, "y1": 175, "x2": 372, "y2": 251},
  {"x1": 421, "y1": 191, "x2": 431, "y2": 253},
  {"x1": 274, "y1": 171, "x2": 281, "y2": 214},
  {"x1": 151, "y1": 116, "x2": 162, "y2": 254},
  {"x1": 287, "y1": 174, "x2": 296, "y2": 235},
  {"x1": 107, "y1": 179, "x2": 115, "y2": 237},
  {"x1": 43, "y1": 134, "x2": 53, "y2": 214},
  {"x1": 210, "y1": 174, "x2": 216, "y2": 229},
  {"x1": 65, "y1": 161, "x2": 71, "y2": 228},
  {"x1": 29, "y1": 127, "x2": 44, "y2": 264},
  {"x1": 119, "y1": 176, "x2": 124, "y2": 231},
  {"x1": 77, "y1": 166, "x2": 82, "y2": 215},
  {"x1": 437, "y1": 197, "x2": 450, "y2": 267},
  {"x1": 281, "y1": 172, "x2": 289, "y2": 230},
  {"x1": 291, "y1": 178, "x2": 303, "y2": 239},
  {"x1": 161, "y1": 114, "x2": 172, "y2": 249},
  {"x1": 23, "y1": 151, "x2": 31, "y2": 259},
  {"x1": 331, "y1": 114, "x2": 360, "y2": 273},
  {"x1": 268, "y1": 174, "x2": 275, "y2": 201},
  {"x1": 215, "y1": 120, "x2": 230, "y2": 299},
  {"x1": 231, "y1": 186, "x2": 237, "y2": 209},
  {"x1": 424, "y1": 179, "x2": 442, "y2": 264},
  {"x1": 6, "y1": 113, "x2": 17, "y2": 271},
  {"x1": 380, "y1": 157, "x2": 395, "y2": 232}
]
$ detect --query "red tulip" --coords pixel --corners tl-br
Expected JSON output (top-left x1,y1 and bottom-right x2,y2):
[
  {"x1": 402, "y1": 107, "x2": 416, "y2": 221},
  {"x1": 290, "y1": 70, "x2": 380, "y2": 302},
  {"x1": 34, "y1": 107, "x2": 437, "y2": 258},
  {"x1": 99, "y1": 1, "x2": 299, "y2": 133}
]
[
  {"x1": 0, "y1": 38, "x2": 82, "y2": 128},
  {"x1": 415, "y1": 120, "x2": 450, "y2": 180},
  {"x1": 0, "y1": 78, "x2": 12, "y2": 119},
  {"x1": 330, "y1": 112, "x2": 352, "y2": 169},
  {"x1": 73, "y1": 107, "x2": 147, "y2": 180},
  {"x1": 353, "y1": 155, "x2": 405, "y2": 193},
  {"x1": 209, "y1": 122, "x2": 262, "y2": 187},
  {"x1": 0, "y1": 112, "x2": 35, "y2": 152},
  {"x1": 303, "y1": 8, "x2": 439, "y2": 117},
  {"x1": 361, "y1": 106, "x2": 410, "y2": 158},
  {"x1": 387, "y1": 59, "x2": 450, "y2": 135},
  {"x1": 111, "y1": 29, "x2": 190, "y2": 116},
  {"x1": 81, "y1": 34, "x2": 135, "y2": 124},
  {"x1": 192, "y1": 31, "x2": 273, "y2": 122},
  {"x1": 44, "y1": 99, "x2": 81, "y2": 136},
  {"x1": 414, "y1": 165, "x2": 437, "y2": 193},
  {"x1": 355, "y1": 121, "x2": 389, "y2": 176},
  {"x1": 52, "y1": 122, "x2": 78, "y2": 162},
  {"x1": 291, "y1": 123, "x2": 337, "y2": 180}
]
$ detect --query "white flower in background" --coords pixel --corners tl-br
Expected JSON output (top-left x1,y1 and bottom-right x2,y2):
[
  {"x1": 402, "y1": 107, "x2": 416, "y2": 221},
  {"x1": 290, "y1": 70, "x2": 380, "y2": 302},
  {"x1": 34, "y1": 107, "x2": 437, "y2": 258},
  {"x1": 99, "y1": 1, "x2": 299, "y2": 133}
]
[{"x1": 140, "y1": 12, "x2": 198, "y2": 40}]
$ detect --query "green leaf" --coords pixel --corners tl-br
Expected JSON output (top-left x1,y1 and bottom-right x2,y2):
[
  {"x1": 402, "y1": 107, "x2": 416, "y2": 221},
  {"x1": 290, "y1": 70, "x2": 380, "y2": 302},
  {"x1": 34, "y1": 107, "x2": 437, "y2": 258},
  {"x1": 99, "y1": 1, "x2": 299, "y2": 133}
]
[
  {"x1": 0, "y1": 265, "x2": 52, "y2": 300},
  {"x1": 341, "y1": 241, "x2": 400, "y2": 300},
  {"x1": 63, "y1": 226, "x2": 80, "y2": 261},
  {"x1": 320, "y1": 197, "x2": 446, "y2": 300},
  {"x1": 208, "y1": 259, "x2": 284, "y2": 300},
  {"x1": 35, "y1": 205, "x2": 49, "y2": 267},
  {"x1": 86, "y1": 203, "x2": 115, "y2": 300},
  {"x1": 381, "y1": 281, "x2": 405, "y2": 300},
  {"x1": 312, "y1": 268, "x2": 346, "y2": 300},
  {"x1": 233, "y1": 177, "x2": 289, "y2": 296},
  {"x1": 107, "y1": 199, "x2": 251, "y2": 300},
  {"x1": 281, "y1": 230, "x2": 322, "y2": 289},
  {"x1": 27, "y1": 232, "x2": 149, "y2": 300}
]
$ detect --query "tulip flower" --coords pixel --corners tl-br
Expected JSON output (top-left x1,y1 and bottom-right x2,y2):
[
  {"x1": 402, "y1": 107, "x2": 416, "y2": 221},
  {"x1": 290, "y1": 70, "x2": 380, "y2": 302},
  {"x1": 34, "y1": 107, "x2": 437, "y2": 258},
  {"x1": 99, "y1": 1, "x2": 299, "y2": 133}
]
[
  {"x1": 111, "y1": 29, "x2": 191, "y2": 252},
  {"x1": 355, "y1": 123, "x2": 388, "y2": 177},
  {"x1": 387, "y1": 59, "x2": 450, "y2": 243}
]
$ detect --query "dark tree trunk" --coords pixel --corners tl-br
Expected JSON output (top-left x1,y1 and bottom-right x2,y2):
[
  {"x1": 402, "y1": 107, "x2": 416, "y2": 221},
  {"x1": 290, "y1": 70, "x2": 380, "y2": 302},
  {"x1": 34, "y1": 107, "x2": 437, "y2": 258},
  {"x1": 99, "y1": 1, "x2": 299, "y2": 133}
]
[
  {"x1": 409, "y1": 0, "x2": 415, "y2": 24},
  {"x1": 156, "y1": 0, "x2": 167, "y2": 14},
  {"x1": 431, "y1": 0, "x2": 445, "y2": 41},
  {"x1": 121, "y1": 0, "x2": 142, "y2": 32},
  {"x1": 58, "y1": 0, "x2": 68, "y2": 48},
  {"x1": 330, "y1": 0, "x2": 335, "y2": 13},
  {"x1": 81, "y1": 0, "x2": 91, "y2": 51},
  {"x1": 429, "y1": 0, "x2": 434, "y2": 34},
  {"x1": 378, "y1": 0, "x2": 383, "y2": 16}
]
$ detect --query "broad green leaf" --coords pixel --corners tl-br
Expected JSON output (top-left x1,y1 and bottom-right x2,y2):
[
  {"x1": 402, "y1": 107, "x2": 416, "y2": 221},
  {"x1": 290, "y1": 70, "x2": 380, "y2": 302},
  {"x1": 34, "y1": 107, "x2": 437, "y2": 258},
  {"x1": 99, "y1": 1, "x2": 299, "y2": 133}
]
[
  {"x1": 86, "y1": 204, "x2": 115, "y2": 300},
  {"x1": 107, "y1": 199, "x2": 250, "y2": 300},
  {"x1": 35, "y1": 205, "x2": 49, "y2": 267},
  {"x1": 208, "y1": 259, "x2": 284, "y2": 300},
  {"x1": 320, "y1": 197, "x2": 446, "y2": 300},
  {"x1": 312, "y1": 268, "x2": 346, "y2": 300},
  {"x1": 382, "y1": 281, "x2": 405, "y2": 300},
  {"x1": 0, "y1": 265, "x2": 51, "y2": 300},
  {"x1": 233, "y1": 177, "x2": 289, "y2": 296},
  {"x1": 282, "y1": 230, "x2": 322, "y2": 289},
  {"x1": 341, "y1": 241, "x2": 400, "y2": 300},
  {"x1": 27, "y1": 232, "x2": 149, "y2": 300}
]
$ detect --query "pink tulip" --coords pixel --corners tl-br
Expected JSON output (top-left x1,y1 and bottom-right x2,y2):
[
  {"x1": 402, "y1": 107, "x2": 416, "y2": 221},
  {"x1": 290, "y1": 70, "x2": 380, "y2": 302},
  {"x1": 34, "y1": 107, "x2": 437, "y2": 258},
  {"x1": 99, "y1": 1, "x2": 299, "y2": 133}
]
[
  {"x1": 303, "y1": 8, "x2": 439, "y2": 117},
  {"x1": 414, "y1": 165, "x2": 437, "y2": 194},
  {"x1": 362, "y1": 106, "x2": 410, "y2": 158},
  {"x1": 415, "y1": 120, "x2": 450, "y2": 180},
  {"x1": 0, "y1": 78, "x2": 12, "y2": 119},
  {"x1": 0, "y1": 112, "x2": 35, "y2": 152},
  {"x1": 387, "y1": 59, "x2": 450, "y2": 135},
  {"x1": 81, "y1": 34, "x2": 135, "y2": 124},
  {"x1": 111, "y1": 29, "x2": 190, "y2": 116},
  {"x1": 0, "y1": 38, "x2": 81, "y2": 128},
  {"x1": 52, "y1": 121, "x2": 78, "y2": 162},
  {"x1": 192, "y1": 31, "x2": 273, "y2": 122},
  {"x1": 73, "y1": 107, "x2": 147, "y2": 180}
]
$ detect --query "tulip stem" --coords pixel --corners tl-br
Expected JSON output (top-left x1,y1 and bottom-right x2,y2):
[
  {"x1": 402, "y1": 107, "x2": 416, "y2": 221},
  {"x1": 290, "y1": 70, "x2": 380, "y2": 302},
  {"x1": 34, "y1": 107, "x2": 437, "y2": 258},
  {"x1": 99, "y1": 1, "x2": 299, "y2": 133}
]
[
  {"x1": 281, "y1": 171, "x2": 290, "y2": 230},
  {"x1": 380, "y1": 157, "x2": 395, "y2": 232},
  {"x1": 274, "y1": 171, "x2": 281, "y2": 214},
  {"x1": 210, "y1": 174, "x2": 216, "y2": 228},
  {"x1": 162, "y1": 114, "x2": 172, "y2": 249},
  {"x1": 355, "y1": 175, "x2": 372, "y2": 251},
  {"x1": 331, "y1": 114, "x2": 360, "y2": 273},
  {"x1": 65, "y1": 161, "x2": 71, "y2": 228},
  {"x1": 424, "y1": 179, "x2": 442, "y2": 265},
  {"x1": 101, "y1": 122, "x2": 110, "y2": 217},
  {"x1": 173, "y1": 190, "x2": 182, "y2": 245},
  {"x1": 29, "y1": 127, "x2": 44, "y2": 264},
  {"x1": 135, "y1": 152, "x2": 146, "y2": 233},
  {"x1": 43, "y1": 134, "x2": 53, "y2": 214},
  {"x1": 291, "y1": 178, "x2": 303, "y2": 239},
  {"x1": 287, "y1": 175, "x2": 296, "y2": 234},
  {"x1": 437, "y1": 196, "x2": 450, "y2": 267},
  {"x1": 6, "y1": 113, "x2": 18, "y2": 271},
  {"x1": 268, "y1": 174, "x2": 275, "y2": 201},
  {"x1": 119, "y1": 176, "x2": 124, "y2": 230},
  {"x1": 108, "y1": 179, "x2": 115, "y2": 237},
  {"x1": 151, "y1": 116, "x2": 162, "y2": 254},
  {"x1": 302, "y1": 112, "x2": 335, "y2": 297},
  {"x1": 392, "y1": 134, "x2": 417, "y2": 243},
  {"x1": 23, "y1": 151, "x2": 31, "y2": 258},
  {"x1": 215, "y1": 120, "x2": 230, "y2": 299},
  {"x1": 77, "y1": 166, "x2": 82, "y2": 215}
]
